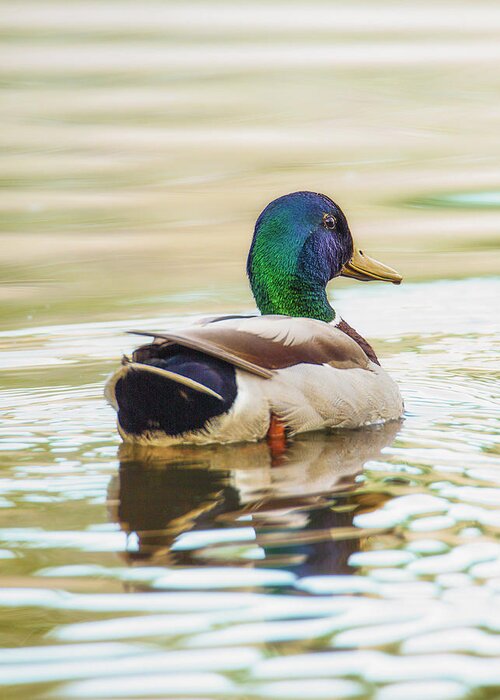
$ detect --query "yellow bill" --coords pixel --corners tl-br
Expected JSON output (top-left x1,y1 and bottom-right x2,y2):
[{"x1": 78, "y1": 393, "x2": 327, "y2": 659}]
[{"x1": 341, "y1": 247, "x2": 402, "y2": 285}]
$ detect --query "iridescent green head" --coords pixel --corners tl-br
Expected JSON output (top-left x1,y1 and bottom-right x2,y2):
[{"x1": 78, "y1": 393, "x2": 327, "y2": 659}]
[{"x1": 247, "y1": 191, "x2": 401, "y2": 322}]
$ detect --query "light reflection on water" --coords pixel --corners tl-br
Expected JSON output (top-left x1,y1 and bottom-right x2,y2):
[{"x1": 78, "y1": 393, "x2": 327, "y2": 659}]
[
  {"x1": 2, "y1": 0, "x2": 500, "y2": 696},
  {"x1": 0, "y1": 278, "x2": 499, "y2": 699}
]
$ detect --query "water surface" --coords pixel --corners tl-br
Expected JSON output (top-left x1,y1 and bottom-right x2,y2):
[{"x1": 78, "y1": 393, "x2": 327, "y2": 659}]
[
  {"x1": 1, "y1": 2, "x2": 500, "y2": 699},
  {"x1": 2, "y1": 1, "x2": 500, "y2": 329},
  {"x1": 1, "y1": 278, "x2": 500, "y2": 699}
]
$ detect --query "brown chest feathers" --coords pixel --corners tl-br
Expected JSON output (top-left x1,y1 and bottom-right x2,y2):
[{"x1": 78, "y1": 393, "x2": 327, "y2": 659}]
[{"x1": 337, "y1": 320, "x2": 380, "y2": 366}]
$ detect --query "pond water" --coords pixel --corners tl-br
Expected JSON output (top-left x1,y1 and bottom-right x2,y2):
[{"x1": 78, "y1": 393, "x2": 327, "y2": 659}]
[
  {"x1": 1, "y1": 277, "x2": 499, "y2": 700},
  {"x1": 1, "y1": 2, "x2": 500, "y2": 699}
]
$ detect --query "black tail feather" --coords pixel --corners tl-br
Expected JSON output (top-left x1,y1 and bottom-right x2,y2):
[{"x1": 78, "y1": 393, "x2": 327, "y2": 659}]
[{"x1": 115, "y1": 350, "x2": 237, "y2": 438}]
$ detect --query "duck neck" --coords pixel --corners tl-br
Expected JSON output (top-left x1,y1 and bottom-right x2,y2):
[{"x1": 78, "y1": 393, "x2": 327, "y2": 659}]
[
  {"x1": 247, "y1": 214, "x2": 337, "y2": 323},
  {"x1": 248, "y1": 267, "x2": 335, "y2": 322}
]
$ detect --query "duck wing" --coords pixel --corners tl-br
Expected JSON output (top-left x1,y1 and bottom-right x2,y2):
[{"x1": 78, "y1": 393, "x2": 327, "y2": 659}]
[{"x1": 128, "y1": 315, "x2": 370, "y2": 379}]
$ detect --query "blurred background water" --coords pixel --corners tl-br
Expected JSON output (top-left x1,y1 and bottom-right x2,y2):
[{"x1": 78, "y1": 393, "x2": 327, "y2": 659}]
[{"x1": 1, "y1": 2, "x2": 500, "y2": 699}]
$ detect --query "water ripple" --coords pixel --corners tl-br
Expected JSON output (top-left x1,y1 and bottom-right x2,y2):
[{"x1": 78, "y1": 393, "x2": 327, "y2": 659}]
[{"x1": 1, "y1": 277, "x2": 499, "y2": 699}]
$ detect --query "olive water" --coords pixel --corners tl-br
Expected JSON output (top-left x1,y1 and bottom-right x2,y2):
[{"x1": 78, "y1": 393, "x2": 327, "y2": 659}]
[{"x1": 1, "y1": 2, "x2": 500, "y2": 699}]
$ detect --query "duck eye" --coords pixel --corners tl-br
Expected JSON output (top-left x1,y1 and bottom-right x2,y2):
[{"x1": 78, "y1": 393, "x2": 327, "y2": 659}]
[{"x1": 323, "y1": 214, "x2": 336, "y2": 230}]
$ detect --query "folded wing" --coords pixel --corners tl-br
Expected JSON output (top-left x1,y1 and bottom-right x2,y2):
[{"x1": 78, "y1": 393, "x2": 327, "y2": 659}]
[{"x1": 129, "y1": 315, "x2": 370, "y2": 378}]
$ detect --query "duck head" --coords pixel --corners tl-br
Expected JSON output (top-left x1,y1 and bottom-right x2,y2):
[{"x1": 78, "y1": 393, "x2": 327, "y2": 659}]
[{"x1": 247, "y1": 191, "x2": 401, "y2": 322}]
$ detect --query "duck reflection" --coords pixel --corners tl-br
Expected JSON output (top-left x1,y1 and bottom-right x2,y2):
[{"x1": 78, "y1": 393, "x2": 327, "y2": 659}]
[{"x1": 109, "y1": 422, "x2": 400, "y2": 578}]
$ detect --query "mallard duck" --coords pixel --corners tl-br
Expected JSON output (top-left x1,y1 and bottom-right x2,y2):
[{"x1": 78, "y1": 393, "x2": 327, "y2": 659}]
[{"x1": 105, "y1": 191, "x2": 403, "y2": 445}]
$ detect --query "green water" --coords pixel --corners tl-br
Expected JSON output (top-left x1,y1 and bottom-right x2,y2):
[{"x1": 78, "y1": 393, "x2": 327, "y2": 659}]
[{"x1": 1, "y1": 2, "x2": 500, "y2": 699}]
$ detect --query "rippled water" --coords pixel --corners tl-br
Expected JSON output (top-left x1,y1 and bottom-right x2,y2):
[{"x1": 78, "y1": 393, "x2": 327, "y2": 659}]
[
  {"x1": 2, "y1": 1, "x2": 500, "y2": 698},
  {"x1": 1, "y1": 277, "x2": 499, "y2": 699}
]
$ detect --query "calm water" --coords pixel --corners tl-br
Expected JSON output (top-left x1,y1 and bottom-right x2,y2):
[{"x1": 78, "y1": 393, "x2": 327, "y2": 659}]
[{"x1": 1, "y1": 2, "x2": 500, "y2": 699}]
